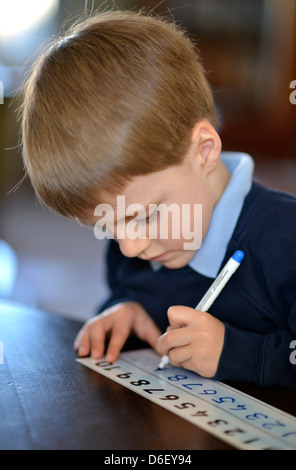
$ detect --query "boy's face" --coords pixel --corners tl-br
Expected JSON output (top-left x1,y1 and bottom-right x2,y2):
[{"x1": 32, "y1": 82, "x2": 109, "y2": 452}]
[
  {"x1": 80, "y1": 122, "x2": 224, "y2": 269},
  {"x1": 83, "y1": 123, "x2": 227, "y2": 269},
  {"x1": 102, "y1": 157, "x2": 214, "y2": 269}
]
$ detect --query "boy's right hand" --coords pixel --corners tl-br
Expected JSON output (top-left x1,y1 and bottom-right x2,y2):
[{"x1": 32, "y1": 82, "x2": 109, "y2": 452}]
[{"x1": 74, "y1": 301, "x2": 162, "y2": 363}]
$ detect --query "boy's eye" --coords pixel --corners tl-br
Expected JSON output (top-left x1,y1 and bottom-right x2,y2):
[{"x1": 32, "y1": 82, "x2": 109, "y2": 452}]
[
  {"x1": 146, "y1": 211, "x2": 157, "y2": 225},
  {"x1": 137, "y1": 210, "x2": 157, "y2": 226}
]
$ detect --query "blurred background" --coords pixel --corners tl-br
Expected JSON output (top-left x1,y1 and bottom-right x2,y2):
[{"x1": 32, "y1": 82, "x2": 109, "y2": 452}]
[{"x1": 0, "y1": 0, "x2": 295, "y2": 321}]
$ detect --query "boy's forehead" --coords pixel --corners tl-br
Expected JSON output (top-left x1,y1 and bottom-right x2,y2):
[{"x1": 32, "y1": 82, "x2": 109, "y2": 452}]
[
  {"x1": 98, "y1": 167, "x2": 173, "y2": 208},
  {"x1": 79, "y1": 155, "x2": 196, "y2": 226},
  {"x1": 77, "y1": 172, "x2": 162, "y2": 227}
]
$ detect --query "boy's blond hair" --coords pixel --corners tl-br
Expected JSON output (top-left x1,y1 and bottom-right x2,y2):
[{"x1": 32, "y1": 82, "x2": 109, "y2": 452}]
[{"x1": 21, "y1": 10, "x2": 218, "y2": 218}]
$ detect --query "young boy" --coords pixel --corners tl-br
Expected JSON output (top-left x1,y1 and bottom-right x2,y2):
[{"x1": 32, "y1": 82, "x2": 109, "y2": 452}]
[{"x1": 21, "y1": 11, "x2": 296, "y2": 390}]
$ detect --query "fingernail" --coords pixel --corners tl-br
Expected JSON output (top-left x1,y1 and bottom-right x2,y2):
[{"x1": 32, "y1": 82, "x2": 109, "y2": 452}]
[
  {"x1": 105, "y1": 353, "x2": 115, "y2": 363},
  {"x1": 91, "y1": 349, "x2": 102, "y2": 359},
  {"x1": 78, "y1": 346, "x2": 87, "y2": 356}
]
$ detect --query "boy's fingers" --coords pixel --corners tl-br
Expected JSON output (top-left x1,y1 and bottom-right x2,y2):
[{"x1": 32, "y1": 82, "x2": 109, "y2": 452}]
[
  {"x1": 156, "y1": 328, "x2": 190, "y2": 356},
  {"x1": 169, "y1": 345, "x2": 192, "y2": 366},
  {"x1": 75, "y1": 320, "x2": 109, "y2": 359},
  {"x1": 105, "y1": 321, "x2": 131, "y2": 362},
  {"x1": 136, "y1": 319, "x2": 162, "y2": 349},
  {"x1": 74, "y1": 327, "x2": 91, "y2": 357},
  {"x1": 89, "y1": 324, "x2": 107, "y2": 359},
  {"x1": 167, "y1": 305, "x2": 196, "y2": 328},
  {"x1": 74, "y1": 322, "x2": 89, "y2": 349},
  {"x1": 144, "y1": 327, "x2": 162, "y2": 350}
]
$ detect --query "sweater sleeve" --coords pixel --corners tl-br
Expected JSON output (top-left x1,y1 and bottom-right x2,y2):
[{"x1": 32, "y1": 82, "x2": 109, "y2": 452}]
[{"x1": 214, "y1": 322, "x2": 296, "y2": 390}]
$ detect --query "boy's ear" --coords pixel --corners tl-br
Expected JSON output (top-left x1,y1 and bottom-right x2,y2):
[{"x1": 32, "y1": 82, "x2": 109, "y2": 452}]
[{"x1": 191, "y1": 121, "x2": 222, "y2": 173}]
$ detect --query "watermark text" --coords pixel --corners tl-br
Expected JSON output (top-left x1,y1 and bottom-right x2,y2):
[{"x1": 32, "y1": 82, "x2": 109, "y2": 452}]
[
  {"x1": 93, "y1": 196, "x2": 202, "y2": 250},
  {"x1": 289, "y1": 340, "x2": 296, "y2": 364},
  {"x1": 289, "y1": 80, "x2": 296, "y2": 104}
]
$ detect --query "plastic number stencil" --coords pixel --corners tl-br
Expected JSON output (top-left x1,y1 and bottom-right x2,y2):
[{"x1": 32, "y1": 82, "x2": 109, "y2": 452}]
[{"x1": 77, "y1": 348, "x2": 296, "y2": 450}]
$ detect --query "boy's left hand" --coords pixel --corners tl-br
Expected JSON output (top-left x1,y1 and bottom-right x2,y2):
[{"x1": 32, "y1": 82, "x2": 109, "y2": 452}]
[{"x1": 156, "y1": 305, "x2": 225, "y2": 378}]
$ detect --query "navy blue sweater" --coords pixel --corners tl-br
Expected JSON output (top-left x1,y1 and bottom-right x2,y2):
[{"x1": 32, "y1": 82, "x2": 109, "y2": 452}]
[{"x1": 99, "y1": 182, "x2": 296, "y2": 390}]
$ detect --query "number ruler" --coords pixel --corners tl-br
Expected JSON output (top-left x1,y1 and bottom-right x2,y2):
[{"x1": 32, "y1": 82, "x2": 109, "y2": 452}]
[{"x1": 77, "y1": 348, "x2": 296, "y2": 450}]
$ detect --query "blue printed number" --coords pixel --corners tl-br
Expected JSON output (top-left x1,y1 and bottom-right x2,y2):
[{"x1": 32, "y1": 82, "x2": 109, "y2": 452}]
[
  {"x1": 212, "y1": 397, "x2": 235, "y2": 404},
  {"x1": 168, "y1": 375, "x2": 188, "y2": 381},
  {"x1": 246, "y1": 413, "x2": 285, "y2": 430}
]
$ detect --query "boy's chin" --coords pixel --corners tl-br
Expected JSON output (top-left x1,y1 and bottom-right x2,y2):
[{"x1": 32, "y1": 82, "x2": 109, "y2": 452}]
[{"x1": 160, "y1": 251, "x2": 196, "y2": 269}]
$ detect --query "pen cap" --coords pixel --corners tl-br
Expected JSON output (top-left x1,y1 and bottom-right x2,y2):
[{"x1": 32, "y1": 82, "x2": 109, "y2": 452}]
[{"x1": 232, "y1": 250, "x2": 245, "y2": 264}]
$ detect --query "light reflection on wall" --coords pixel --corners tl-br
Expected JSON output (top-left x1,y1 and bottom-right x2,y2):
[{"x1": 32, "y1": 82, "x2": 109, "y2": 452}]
[{"x1": 0, "y1": 0, "x2": 60, "y2": 96}]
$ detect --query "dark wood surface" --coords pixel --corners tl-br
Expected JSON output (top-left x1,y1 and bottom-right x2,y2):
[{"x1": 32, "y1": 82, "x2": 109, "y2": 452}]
[{"x1": 1, "y1": 299, "x2": 295, "y2": 451}]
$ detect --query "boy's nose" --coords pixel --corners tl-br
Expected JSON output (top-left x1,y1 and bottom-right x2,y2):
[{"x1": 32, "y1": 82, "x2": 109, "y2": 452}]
[{"x1": 118, "y1": 237, "x2": 151, "y2": 259}]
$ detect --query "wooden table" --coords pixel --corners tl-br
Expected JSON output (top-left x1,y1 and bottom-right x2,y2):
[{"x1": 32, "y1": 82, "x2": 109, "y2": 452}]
[{"x1": 1, "y1": 299, "x2": 295, "y2": 451}]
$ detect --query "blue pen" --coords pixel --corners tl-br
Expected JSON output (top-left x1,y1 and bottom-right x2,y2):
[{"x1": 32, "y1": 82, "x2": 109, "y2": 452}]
[{"x1": 157, "y1": 250, "x2": 245, "y2": 370}]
